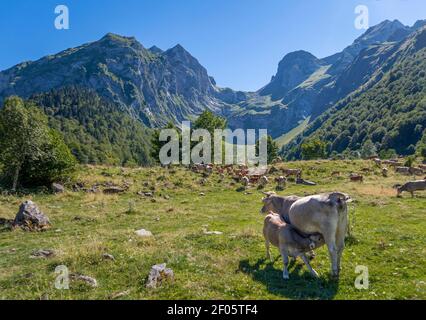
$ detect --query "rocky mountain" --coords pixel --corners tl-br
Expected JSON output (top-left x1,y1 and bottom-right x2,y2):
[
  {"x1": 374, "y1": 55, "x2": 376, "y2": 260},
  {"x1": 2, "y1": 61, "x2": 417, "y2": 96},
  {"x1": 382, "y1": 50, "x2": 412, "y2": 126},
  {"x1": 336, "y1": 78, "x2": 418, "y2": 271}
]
[
  {"x1": 227, "y1": 19, "x2": 426, "y2": 138},
  {"x1": 0, "y1": 19, "x2": 425, "y2": 162},
  {"x1": 283, "y1": 25, "x2": 426, "y2": 159},
  {"x1": 0, "y1": 33, "x2": 243, "y2": 127}
]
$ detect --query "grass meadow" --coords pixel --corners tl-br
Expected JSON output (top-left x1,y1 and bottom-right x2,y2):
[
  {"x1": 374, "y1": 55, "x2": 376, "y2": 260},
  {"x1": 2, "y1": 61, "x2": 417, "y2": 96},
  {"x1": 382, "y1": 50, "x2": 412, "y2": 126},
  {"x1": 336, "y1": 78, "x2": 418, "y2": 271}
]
[{"x1": 0, "y1": 160, "x2": 425, "y2": 300}]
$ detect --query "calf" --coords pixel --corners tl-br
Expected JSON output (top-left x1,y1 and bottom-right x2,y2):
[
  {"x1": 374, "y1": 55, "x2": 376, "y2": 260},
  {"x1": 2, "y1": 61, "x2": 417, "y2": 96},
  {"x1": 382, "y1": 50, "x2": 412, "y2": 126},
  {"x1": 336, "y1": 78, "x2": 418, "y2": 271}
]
[
  {"x1": 263, "y1": 212, "x2": 324, "y2": 279},
  {"x1": 395, "y1": 166, "x2": 410, "y2": 175},
  {"x1": 409, "y1": 167, "x2": 424, "y2": 176},
  {"x1": 275, "y1": 176, "x2": 287, "y2": 189},
  {"x1": 395, "y1": 180, "x2": 426, "y2": 197},
  {"x1": 350, "y1": 174, "x2": 363, "y2": 182}
]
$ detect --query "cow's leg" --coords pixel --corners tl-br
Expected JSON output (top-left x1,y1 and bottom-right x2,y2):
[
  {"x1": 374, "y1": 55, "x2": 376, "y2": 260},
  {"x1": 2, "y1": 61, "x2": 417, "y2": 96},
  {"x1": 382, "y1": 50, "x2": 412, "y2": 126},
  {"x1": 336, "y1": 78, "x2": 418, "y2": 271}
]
[
  {"x1": 336, "y1": 216, "x2": 348, "y2": 274},
  {"x1": 265, "y1": 239, "x2": 271, "y2": 261},
  {"x1": 411, "y1": 191, "x2": 414, "y2": 198},
  {"x1": 300, "y1": 253, "x2": 319, "y2": 278},
  {"x1": 324, "y1": 229, "x2": 339, "y2": 277},
  {"x1": 280, "y1": 248, "x2": 290, "y2": 280}
]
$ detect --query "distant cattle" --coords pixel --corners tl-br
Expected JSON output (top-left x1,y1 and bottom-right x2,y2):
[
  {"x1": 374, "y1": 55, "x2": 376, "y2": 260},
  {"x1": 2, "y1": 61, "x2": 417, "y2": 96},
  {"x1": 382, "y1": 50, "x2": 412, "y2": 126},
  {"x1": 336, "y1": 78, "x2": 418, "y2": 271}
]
[
  {"x1": 241, "y1": 176, "x2": 250, "y2": 187},
  {"x1": 409, "y1": 167, "x2": 424, "y2": 176},
  {"x1": 395, "y1": 167, "x2": 410, "y2": 175},
  {"x1": 373, "y1": 158, "x2": 382, "y2": 166},
  {"x1": 282, "y1": 168, "x2": 302, "y2": 177},
  {"x1": 395, "y1": 180, "x2": 426, "y2": 197},
  {"x1": 382, "y1": 167, "x2": 389, "y2": 178},
  {"x1": 275, "y1": 176, "x2": 287, "y2": 189},
  {"x1": 350, "y1": 174, "x2": 363, "y2": 182},
  {"x1": 259, "y1": 176, "x2": 269, "y2": 187}
]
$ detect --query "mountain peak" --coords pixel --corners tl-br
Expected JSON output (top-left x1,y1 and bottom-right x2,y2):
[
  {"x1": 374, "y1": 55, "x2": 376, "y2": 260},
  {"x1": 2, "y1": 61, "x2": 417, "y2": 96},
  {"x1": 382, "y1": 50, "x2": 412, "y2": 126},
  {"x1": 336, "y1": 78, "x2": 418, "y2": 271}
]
[{"x1": 148, "y1": 45, "x2": 164, "y2": 54}]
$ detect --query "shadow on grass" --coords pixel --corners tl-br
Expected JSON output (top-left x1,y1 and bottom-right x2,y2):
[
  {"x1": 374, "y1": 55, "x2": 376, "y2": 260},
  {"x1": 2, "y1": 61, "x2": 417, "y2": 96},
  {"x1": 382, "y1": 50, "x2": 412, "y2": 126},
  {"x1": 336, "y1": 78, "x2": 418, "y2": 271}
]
[{"x1": 238, "y1": 258, "x2": 339, "y2": 300}]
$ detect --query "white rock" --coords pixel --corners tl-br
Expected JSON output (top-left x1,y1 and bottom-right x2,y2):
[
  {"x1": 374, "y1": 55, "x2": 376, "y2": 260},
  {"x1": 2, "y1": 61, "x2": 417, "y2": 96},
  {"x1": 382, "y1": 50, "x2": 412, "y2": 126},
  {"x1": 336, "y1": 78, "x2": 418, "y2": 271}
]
[{"x1": 135, "y1": 229, "x2": 153, "y2": 237}]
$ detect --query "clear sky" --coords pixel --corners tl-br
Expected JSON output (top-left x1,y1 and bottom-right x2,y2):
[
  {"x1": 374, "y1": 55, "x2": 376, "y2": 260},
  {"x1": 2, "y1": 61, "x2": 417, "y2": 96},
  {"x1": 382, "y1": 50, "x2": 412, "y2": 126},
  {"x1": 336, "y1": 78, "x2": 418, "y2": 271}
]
[{"x1": 0, "y1": 0, "x2": 425, "y2": 91}]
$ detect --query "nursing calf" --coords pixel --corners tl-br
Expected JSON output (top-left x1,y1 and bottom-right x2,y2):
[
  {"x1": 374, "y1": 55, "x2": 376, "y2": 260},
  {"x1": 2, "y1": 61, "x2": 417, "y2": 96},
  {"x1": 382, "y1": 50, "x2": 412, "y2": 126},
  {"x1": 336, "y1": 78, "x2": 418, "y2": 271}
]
[{"x1": 263, "y1": 213, "x2": 324, "y2": 279}]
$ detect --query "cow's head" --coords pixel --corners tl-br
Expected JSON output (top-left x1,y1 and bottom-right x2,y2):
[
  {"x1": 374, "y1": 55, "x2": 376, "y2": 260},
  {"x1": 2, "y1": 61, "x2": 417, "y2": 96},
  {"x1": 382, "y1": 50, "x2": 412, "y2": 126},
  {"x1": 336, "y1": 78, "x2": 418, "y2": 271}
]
[{"x1": 260, "y1": 192, "x2": 278, "y2": 215}]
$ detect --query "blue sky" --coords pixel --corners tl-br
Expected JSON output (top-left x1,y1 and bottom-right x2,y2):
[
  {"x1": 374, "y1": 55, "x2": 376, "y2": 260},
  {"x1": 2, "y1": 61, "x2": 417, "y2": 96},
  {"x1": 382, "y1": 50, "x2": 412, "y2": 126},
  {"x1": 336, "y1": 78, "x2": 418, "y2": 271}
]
[{"x1": 0, "y1": 0, "x2": 425, "y2": 91}]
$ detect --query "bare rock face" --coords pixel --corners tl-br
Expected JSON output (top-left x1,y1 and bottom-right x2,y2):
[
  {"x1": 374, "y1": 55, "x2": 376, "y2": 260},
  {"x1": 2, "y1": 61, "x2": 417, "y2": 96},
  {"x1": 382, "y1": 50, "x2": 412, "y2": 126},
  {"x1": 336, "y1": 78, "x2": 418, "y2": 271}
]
[
  {"x1": 146, "y1": 264, "x2": 174, "y2": 288},
  {"x1": 13, "y1": 201, "x2": 51, "y2": 231}
]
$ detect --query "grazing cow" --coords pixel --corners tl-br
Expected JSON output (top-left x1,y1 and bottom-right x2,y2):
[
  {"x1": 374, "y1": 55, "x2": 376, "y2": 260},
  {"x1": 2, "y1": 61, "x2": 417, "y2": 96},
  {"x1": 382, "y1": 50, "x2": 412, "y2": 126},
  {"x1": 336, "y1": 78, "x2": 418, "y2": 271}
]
[
  {"x1": 409, "y1": 167, "x2": 424, "y2": 176},
  {"x1": 394, "y1": 180, "x2": 426, "y2": 197},
  {"x1": 373, "y1": 158, "x2": 382, "y2": 166},
  {"x1": 275, "y1": 176, "x2": 287, "y2": 189},
  {"x1": 241, "y1": 176, "x2": 250, "y2": 188},
  {"x1": 263, "y1": 212, "x2": 324, "y2": 279},
  {"x1": 418, "y1": 164, "x2": 426, "y2": 171},
  {"x1": 282, "y1": 169, "x2": 302, "y2": 177},
  {"x1": 382, "y1": 167, "x2": 389, "y2": 178},
  {"x1": 395, "y1": 167, "x2": 410, "y2": 175},
  {"x1": 259, "y1": 176, "x2": 269, "y2": 187},
  {"x1": 350, "y1": 174, "x2": 363, "y2": 182},
  {"x1": 331, "y1": 171, "x2": 341, "y2": 177},
  {"x1": 288, "y1": 193, "x2": 350, "y2": 277}
]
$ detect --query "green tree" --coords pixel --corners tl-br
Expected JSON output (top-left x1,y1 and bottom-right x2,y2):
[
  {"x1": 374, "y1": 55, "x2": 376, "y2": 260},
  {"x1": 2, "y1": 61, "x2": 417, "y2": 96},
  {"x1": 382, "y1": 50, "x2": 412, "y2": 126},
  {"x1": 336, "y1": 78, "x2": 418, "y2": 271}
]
[
  {"x1": 256, "y1": 135, "x2": 280, "y2": 163},
  {"x1": 360, "y1": 139, "x2": 377, "y2": 159},
  {"x1": 0, "y1": 97, "x2": 76, "y2": 189},
  {"x1": 301, "y1": 139, "x2": 327, "y2": 160}
]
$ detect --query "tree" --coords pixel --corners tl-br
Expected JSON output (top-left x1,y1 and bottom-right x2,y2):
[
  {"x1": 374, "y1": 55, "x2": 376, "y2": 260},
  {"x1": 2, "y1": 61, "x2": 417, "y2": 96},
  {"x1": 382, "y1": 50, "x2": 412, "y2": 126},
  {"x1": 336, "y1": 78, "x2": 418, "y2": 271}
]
[
  {"x1": 301, "y1": 139, "x2": 327, "y2": 160},
  {"x1": 193, "y1": 110, "x2": 227, "y2": 135},
  {"x1": 256, "y1": 135, "x2": 279, "y2": 164},
  {"x1": 0, "y1": 97, "x2": 76, "y2": 189},
  {"x1": 360, "y1": 139, "x2": 377, "y2": 159}
]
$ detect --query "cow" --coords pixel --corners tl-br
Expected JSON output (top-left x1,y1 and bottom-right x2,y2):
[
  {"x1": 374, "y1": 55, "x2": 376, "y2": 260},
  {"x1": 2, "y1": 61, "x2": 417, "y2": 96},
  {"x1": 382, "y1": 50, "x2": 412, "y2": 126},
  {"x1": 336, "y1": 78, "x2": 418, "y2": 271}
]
[
  {"x1": 394, "y1": 180, "x2": 426, "y2": 197},
  {"x1": 373, "y1": 158, "x2": 382, "y2": 166},
  {"x1": 282, "y1": 168, "x2": 302, "y2": 177},
  {"x1": 275, "y1": 176, "x2": 287, "y2": 189},
  {"x1": 263, "y1": 212, "x2": 324, "y2": 279},
  {"x1": 418, "y1": 164, "x2": 426, "y2": 171},
  {"x1": 382, "y1": 167, "x2": 389, "y2": 178},
  {"x1": 259, "y1": 176, "x2": 269, "y2": 187},
  {"x1": 395, "y1": 167, "x2": 410, "y2": 175},
  {"x1": 409, "y1": 167, "x2": 424, "y2": 176},
  {"x1": 241, "y1": 176, "x2": 250, "y2": 188},
  {"x1": 350, "y1": 174, "x2": 363, "y2": 182},
  {"x1": 287, "y1": 193, "x2": 351, "y2": 277},
  {"x1": 260, "y1": 192, "x2": 301, "y2": 223}
]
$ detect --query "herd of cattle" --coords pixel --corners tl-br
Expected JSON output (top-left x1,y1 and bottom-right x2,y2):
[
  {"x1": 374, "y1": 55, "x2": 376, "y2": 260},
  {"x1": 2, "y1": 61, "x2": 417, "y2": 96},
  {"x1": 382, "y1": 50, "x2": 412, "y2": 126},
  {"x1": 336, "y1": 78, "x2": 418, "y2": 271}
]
[
  {"x1": 188, "y1": 159, "x2": 425, "y2": 280},
  {"x1": 189, "y1": 158, "x2": 426, "y2": 197}
]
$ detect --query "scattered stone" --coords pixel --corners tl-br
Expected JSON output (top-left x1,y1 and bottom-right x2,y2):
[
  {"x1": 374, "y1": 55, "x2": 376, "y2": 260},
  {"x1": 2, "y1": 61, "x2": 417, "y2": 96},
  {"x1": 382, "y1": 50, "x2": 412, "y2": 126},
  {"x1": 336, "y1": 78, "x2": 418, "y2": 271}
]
[
  {"x1": 199, "y1": 192, "x2": 206, "y2": 196},
  {"x1": 109, "y1": 290, "x2": 130, "y2": 300},
  {"x1": 102, "y1": 253, "x2": 115, "y2": 261},
  {"x1": 163, "y1": 195, "x2": 170, "y2": 200},
  {"x1": 296, "y1": 178, "x2": 317, "y2": 186},
  {"x1": 13, "y1": 201, "x2": 51, "y2": 231},
  {"x1": 135, "y1": 229, "x2": 153, "y2": 238},
  {"x1": 30, "y1": 249, "x2": 55, "y2": 259},
  {"x1": 70, "y1": 274, "x2": 98, "y2": 288},
  {"x1": 203, "y1": 228, "x2": 223, "y2": 235},
  {"x1": 103, "y1": 187, "x2": 126, "y2": 194},
  {"x1": 146, "y1": 263, "x2": 174, "y2": 288},
  {"x1": 51, "y1": 183, "x2": 65, "y2": 194}
]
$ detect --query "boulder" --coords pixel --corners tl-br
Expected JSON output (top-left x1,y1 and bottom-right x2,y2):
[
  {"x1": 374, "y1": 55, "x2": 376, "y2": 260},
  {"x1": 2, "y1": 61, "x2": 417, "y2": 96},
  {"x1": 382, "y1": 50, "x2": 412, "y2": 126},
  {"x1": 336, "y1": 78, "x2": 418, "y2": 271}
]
[
  {"x1": 70, "y1": 274, "x2": 98, "y2": 287},
  {"x1": 146, "y1": 263, "x2": 174, "y2": 288},
  {"x1": 30, "y1": 249, "x2": 55, "y2": 259},
  {"x1": 13, "y1": 201, "x2": 51, "y2": 231},
  {"x1": 103, "y1": 187, "x2": 126, "y2": 194},
  {"x1": 135, "y1": 229, "x2": 153, "y2": 238},
  {"x1": 51, "y1": 183, "x2": 65, "y2": 194}
]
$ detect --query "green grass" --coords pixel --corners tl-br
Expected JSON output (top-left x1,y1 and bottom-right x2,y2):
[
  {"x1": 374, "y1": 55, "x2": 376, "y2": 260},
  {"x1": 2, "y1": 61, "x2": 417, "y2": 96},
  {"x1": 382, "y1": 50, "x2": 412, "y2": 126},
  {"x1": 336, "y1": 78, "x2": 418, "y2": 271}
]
[
  {"x1": 0, "y1": 160, "x2": 425, "y2": 300},
  {"x1": 275, "y1": 117, "x2": 310, "y2": 148}
]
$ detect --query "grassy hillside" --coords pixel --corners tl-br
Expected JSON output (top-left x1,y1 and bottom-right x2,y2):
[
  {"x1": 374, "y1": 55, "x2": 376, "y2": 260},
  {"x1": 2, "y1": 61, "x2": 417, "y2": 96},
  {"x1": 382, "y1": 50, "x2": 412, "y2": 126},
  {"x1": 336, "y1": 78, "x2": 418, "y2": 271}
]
[
  {"x1": 284, "y1": 27, "x2": 426, "y2": 159},
  {"x1": 275, "y1": 117, "x2": 310, "y2": 148},
  {"x1": 0, "y1": 160, "x2": 425, "y2": 300}
]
